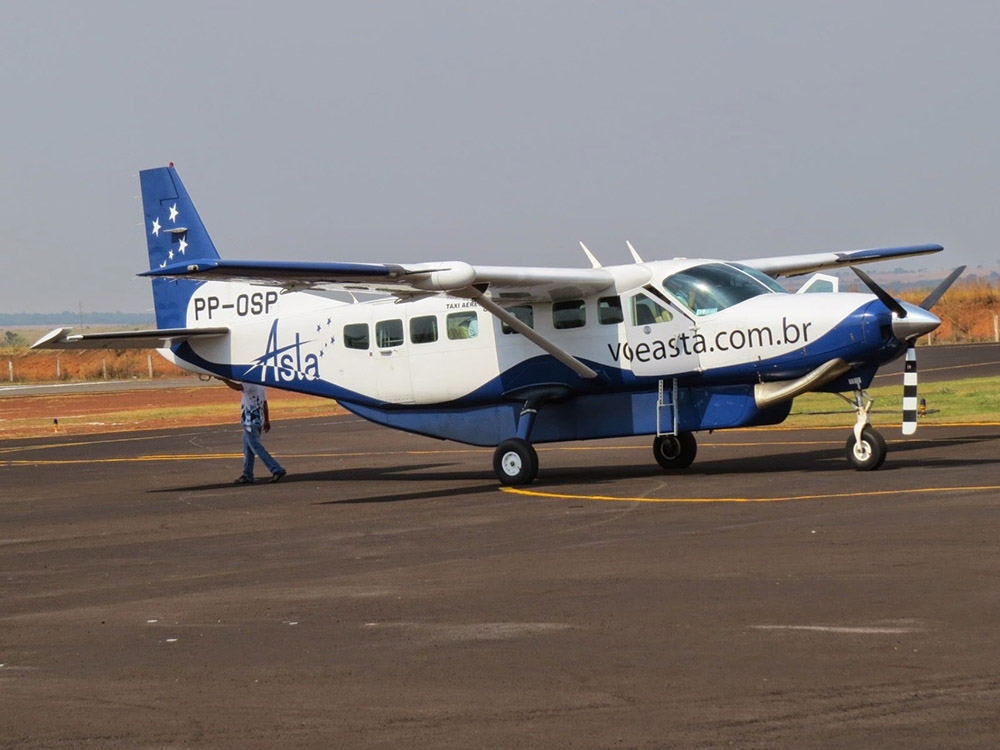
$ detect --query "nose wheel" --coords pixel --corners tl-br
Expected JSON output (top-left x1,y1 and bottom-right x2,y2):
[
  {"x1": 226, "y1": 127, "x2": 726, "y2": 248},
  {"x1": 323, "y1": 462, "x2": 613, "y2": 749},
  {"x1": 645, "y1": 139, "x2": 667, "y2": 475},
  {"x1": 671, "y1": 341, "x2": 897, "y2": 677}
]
[{"x1": 846, "y1": 425, "x2": 887, "y2": 471}]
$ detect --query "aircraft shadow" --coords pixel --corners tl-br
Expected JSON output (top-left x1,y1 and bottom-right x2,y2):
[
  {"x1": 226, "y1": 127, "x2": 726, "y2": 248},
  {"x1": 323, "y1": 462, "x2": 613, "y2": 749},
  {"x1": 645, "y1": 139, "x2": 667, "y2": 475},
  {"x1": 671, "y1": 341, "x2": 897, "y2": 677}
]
[
  {"x1": 538, "y1": 433, "x2": 1000, "y2": 483},
  {"x1": 149, "y1": 433, "x2": 1000, "y2": 498},
  {"x1": 316, "y1": 482, "x2": 499, "y2": 505},
  {"x1": 148, "y1": 462, "x2": 499, "y2": 504}
]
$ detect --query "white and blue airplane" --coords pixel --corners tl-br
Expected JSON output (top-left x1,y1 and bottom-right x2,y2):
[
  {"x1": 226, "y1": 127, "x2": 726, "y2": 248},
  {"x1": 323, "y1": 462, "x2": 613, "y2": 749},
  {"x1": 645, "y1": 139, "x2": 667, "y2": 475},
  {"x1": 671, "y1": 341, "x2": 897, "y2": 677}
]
[{"x1": 35, "y1": 164, "x2": 963, "y2": 485}]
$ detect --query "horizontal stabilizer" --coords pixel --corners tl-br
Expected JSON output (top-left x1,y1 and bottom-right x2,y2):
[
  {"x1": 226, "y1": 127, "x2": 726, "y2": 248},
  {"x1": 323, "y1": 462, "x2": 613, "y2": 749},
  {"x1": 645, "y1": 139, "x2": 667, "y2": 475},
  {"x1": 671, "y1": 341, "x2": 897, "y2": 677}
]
[{"x1": 32, "y1": 326, "x2": 229, "y2": 350}]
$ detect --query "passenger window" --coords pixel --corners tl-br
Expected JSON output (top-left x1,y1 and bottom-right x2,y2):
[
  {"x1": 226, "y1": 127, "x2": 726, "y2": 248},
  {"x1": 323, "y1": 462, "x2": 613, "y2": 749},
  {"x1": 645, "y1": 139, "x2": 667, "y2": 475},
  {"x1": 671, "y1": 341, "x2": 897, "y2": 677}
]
[
  {"x1": 597, "y1": 296, "x2": 623, "y2": 325},
  {"x1": 501, "y1": 304, "x2": 534, "y2": 334},
  {"x1": 630, "y1": 294, "x2": 672, "y2": 326},
  {"x1": 375, "y1": 319, "x2": 404, "y2": 348},
  {"x1": 446, "y1": 311, "x2": 479, "y2": 339},
  {"x1": 343, "y1": 323, "x2": 369, "y2": 350},
  {"x1": 553, "y1": 299, "x2": 586, "y2": 330},
  {"x1": 409, "y1": 315, "x2": 438, "y2": 344}
]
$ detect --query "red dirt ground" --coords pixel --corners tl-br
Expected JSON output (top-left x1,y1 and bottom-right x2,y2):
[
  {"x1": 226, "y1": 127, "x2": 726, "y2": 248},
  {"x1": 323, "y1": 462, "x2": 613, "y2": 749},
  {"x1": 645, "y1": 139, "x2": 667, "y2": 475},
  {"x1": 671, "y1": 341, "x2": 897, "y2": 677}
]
[
  {"x1": 1, "y1": 349, "x2": 342, "y2": 439},
  {"x1": 0, "y1": 383, "x2": 340, "y2": 440}
]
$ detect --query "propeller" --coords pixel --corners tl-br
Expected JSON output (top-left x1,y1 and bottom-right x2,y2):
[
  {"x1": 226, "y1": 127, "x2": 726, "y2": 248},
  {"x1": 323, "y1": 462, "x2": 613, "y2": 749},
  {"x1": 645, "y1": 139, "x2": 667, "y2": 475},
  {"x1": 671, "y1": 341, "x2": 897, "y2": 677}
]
[
  {"x1": 851, "y1": 266, "x2": 907, "y2": 318},
  {"x1": 919, "y1": 265, "x2": 966, "y2": 311},
  {"x1": 850, "y1": 265, "x2": 965, "y2": 435}
]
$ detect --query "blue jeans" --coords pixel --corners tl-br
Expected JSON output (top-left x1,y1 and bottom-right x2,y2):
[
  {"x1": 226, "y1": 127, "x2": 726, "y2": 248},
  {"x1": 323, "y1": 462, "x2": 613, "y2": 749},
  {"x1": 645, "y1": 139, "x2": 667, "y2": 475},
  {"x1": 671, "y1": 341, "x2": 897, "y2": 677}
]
[{"x1": 242, "y1": 424, "x2": 284, "y2": 479}]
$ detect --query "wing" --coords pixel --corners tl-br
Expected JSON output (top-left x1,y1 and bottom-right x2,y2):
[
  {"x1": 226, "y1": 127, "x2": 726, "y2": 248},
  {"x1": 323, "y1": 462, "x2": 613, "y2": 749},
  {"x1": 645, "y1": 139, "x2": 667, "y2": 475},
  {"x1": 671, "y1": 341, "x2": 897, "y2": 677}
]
[
  {"x1": 32, "y1": 326, "x2": 229, "y2": 350},
  {"x1": 140, "y1": 260, "x2": 614, "y2": 379},
  {"x1": 140, "y1": 259, "x2": 617, "y2": 302},
  {"x1": 742, "y1": 243, "x2": 943, "y2": 278}
]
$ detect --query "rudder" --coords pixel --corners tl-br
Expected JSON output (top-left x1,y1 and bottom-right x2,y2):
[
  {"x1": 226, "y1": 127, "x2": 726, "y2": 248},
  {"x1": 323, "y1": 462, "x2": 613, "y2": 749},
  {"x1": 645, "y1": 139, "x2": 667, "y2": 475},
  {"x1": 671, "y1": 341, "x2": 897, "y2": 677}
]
[{"x1": 139, "y1": 164, "x2": 221, "y2": 328}]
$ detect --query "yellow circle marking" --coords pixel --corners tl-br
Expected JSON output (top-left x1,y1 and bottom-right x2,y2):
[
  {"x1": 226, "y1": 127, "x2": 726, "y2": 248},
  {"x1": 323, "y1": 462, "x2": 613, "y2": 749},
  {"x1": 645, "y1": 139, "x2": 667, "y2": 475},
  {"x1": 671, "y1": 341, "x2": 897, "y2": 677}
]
[{"x1": 501, "y1": 484, "x2": 1000, "y2": 504}]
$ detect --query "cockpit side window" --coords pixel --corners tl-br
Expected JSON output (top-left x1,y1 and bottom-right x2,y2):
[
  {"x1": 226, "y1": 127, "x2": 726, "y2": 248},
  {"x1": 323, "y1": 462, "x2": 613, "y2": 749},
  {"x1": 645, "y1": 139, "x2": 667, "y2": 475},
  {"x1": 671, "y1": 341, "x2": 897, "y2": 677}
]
[
  {"x1": 662, "y1": 263, "x2": 786, "y2": 316},
  {"x1": 629, "y1": 294, "x2": 673, "y2": 326}
]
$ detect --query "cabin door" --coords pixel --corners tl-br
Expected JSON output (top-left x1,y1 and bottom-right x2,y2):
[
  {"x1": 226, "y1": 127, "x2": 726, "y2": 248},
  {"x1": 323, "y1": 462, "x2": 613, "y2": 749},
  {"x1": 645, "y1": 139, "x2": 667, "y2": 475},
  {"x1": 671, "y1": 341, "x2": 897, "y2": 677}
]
[{"x1": 622, "y1": 290, "x2": 700, "y2": 377}]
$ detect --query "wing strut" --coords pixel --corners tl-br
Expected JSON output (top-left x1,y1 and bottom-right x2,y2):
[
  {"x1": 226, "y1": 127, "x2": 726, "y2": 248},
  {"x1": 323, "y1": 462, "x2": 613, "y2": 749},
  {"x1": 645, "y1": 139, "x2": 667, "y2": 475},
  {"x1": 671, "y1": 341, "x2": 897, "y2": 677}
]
[{"x1": 463, "y1": 288, "x2": 599, "y2": 379}]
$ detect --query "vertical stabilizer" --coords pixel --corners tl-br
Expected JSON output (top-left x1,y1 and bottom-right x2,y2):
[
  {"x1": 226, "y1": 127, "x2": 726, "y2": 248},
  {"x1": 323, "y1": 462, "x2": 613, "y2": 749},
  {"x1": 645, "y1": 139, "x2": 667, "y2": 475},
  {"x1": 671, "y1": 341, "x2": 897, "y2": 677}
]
[{"x1": 139, "y1": 165, "x2": 221, "y2": 329}]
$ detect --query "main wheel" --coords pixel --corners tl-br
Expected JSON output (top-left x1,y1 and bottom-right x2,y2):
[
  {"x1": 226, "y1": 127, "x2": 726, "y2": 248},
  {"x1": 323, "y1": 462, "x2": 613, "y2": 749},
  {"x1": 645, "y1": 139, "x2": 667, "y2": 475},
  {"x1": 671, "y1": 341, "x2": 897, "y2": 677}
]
[
  {"x1": 653, "y1": 432, "x2": 697, "y2": 470},
  {"x1": 493, "y1": 438, "x2": 539, "y2": 486},
  {"x1": 845, "y1": 426, "x2": 887, "y2": 471}
]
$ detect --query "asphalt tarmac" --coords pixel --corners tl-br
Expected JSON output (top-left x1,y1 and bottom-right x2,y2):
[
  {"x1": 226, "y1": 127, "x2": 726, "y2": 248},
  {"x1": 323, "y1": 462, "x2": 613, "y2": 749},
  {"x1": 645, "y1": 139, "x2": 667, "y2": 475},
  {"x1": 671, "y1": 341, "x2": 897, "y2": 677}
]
[{"x1": 3, "y1": 406, "x2": 1000, "y2": 748}]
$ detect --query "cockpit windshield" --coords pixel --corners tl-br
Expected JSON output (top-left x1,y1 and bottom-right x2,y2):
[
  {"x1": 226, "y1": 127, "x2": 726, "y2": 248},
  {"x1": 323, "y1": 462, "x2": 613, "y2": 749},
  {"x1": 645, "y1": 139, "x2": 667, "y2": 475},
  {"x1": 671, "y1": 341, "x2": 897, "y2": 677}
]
[{"x1": 662, "y1": 263, "x2": 787, "y2": 317}]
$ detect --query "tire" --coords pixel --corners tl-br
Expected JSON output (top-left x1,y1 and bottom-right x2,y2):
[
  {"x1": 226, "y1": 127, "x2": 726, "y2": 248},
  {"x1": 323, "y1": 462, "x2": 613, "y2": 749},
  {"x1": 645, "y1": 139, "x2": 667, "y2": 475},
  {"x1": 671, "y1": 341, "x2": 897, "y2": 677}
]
[
  {"x1": 493, "y1": 438, "x2": 539, "y2": 486},
  {"x1": 653, "y1": 432, "x2": 698, "y2": 470},
  {"x1": 845, "y1": 426, "x2": 887, "y2": 471}
]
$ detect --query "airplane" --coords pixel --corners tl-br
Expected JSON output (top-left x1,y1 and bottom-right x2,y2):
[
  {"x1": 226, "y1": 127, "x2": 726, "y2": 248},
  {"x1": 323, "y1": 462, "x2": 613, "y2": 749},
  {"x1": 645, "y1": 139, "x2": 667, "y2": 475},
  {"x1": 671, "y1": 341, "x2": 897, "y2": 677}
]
[{"x1": 34, "y1": 164, "x2": 964, "y2": 485}]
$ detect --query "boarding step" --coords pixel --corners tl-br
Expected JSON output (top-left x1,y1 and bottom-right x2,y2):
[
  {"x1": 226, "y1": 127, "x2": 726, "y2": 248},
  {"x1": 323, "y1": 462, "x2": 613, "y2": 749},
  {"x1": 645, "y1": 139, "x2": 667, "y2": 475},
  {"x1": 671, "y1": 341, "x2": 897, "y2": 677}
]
[{"x1": 656, "y1": 378, "x2": 679, "y2": 437}]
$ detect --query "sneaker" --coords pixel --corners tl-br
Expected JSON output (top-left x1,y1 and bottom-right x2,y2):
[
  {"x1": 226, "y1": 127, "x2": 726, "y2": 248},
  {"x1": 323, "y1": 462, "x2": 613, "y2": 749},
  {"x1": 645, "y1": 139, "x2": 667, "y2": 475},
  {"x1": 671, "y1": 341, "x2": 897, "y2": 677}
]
[
  {"x1": 234, "y1": 476, "x2": 254, "y2": 485},
  {"x1": 270, "y1": 470, "x2": 287, "y2": 483}
]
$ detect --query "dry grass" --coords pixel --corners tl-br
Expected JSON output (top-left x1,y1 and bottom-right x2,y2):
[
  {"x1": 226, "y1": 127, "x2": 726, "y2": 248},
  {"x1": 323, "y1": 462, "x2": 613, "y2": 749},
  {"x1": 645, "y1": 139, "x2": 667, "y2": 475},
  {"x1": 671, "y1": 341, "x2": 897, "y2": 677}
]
[
  {"x1": 1, "y1": 348, "x2": 189, "y2": 383},
  {"x1": 900, "y1": 280, "x2": 1000, "y2": 343}
]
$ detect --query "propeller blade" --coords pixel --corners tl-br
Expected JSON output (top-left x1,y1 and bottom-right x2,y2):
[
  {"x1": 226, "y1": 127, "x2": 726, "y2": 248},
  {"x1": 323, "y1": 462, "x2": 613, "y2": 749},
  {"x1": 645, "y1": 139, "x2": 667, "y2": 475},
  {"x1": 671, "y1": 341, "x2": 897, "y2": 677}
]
[
  {"x1": 902, "y1": 342, "x2": 918, "y2": 435},
  {"x1": 919, "y1": 265, "x2": 966, "y2": 310},
  {"x1": 851, "y1": 266, "x2": 907, "y2": 318}
]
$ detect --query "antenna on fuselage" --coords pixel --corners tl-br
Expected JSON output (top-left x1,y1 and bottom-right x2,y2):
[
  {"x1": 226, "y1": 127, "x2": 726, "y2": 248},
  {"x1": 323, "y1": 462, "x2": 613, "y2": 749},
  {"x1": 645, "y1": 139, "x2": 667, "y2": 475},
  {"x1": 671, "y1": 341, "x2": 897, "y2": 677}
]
[
  {"x1": 626, "y1": 240, "x2": 644, "y2": 263},
  {"x1": 579, "y1": 242, "x2": 602, "y2": 268}
]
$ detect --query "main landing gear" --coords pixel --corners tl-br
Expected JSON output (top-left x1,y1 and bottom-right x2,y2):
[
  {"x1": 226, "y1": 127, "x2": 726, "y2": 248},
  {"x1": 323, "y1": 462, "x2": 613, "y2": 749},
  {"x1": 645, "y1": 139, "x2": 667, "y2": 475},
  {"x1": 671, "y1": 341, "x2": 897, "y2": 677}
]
[
  {"x1": 491, "y1": 390, "x2": 705, "y2": 485},
  {"x1": 492, "y1": 397, "x2": 545, "y2": 486},
  {"x1": 493, "y1": 438, "x2": 539, "y2": 486},
  {"x1": 840, "y1": 385, "x2": 887, "y2": 471},
  {"x1": 493, "y1": 432, "x2": 702, "y2": 485}
]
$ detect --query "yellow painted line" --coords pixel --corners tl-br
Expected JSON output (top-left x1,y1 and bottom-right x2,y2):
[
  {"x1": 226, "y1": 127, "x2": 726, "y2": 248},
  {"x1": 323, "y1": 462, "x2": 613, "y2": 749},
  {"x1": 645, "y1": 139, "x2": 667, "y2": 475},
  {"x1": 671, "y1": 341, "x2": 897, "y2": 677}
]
[
  {"x1": 0, "y1": 454, "x2": 241, "y2": 466},
  {"x1": 740, "y1": 421, "x2": 1000, "y2": 432},
  {"x1": 0, "y1": 431, "x2": 228, "y2": 455},
  {"x1": 873, "y1": 360, "x2": 1000, "y2": 378},
  {"x1": 0, "y1": 448, "x2": 473, "y2": 466},
  {"x1": 501, "y1": 484, "x2": 1000, "y2": 504},
  {"x1": 4, "y1": 425, "x2": 997, "y2": 468}
]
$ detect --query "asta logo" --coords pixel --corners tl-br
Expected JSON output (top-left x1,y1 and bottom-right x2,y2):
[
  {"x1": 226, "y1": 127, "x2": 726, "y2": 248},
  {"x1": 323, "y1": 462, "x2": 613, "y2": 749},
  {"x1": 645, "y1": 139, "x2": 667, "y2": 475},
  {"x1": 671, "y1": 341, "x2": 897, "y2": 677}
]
[{"x1": 248, "y1": 320, "x2": 321, "y2": 382}]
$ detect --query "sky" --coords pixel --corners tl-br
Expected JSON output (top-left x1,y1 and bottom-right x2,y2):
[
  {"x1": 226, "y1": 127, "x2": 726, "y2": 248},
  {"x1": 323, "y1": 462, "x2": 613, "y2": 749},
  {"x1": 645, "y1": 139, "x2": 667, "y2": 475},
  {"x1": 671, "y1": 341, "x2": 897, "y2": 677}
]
[{"x1": 2, "y1": 1, "x2": 999, "y2": 314}]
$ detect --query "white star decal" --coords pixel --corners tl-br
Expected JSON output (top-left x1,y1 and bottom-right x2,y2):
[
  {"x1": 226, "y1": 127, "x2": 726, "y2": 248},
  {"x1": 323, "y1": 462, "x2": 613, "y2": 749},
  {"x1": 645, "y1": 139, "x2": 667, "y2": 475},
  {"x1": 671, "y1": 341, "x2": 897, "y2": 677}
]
[
  {"x1": 178, "y1": 237, "x2": 188, "y2": 255},
  {"x1": 151, "y1": 217, "x2": 161, "y2": 236},
  {"x1": 169, "y1": 249, "x2": 175, "y2": 261},
  {"x1": 168, "y1": 204, "x2": 178, "y2": 222}
]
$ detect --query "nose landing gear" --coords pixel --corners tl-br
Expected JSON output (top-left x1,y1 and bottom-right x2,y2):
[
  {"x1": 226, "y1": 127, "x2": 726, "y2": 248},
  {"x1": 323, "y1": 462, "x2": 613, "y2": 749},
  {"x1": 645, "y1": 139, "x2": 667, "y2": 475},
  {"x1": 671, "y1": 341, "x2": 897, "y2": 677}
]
[{"x1": 839, "y1": 384, "x2": 887, "y2": 471}]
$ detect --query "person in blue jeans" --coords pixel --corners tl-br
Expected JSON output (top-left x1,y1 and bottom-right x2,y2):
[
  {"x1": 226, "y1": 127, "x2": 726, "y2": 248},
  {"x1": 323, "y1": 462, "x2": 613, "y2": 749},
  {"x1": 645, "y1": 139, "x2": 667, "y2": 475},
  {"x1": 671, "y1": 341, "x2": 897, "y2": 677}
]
[{"x1": 222, "y1": 379, "x2": 287, "y2": 484}]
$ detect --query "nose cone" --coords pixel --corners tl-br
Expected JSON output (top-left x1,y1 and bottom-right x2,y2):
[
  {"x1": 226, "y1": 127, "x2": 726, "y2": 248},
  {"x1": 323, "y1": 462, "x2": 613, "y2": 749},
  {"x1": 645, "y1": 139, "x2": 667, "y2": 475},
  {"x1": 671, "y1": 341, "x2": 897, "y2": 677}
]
[{"x1": 892, "y1": 302, "x2": 941, "y2": 341}]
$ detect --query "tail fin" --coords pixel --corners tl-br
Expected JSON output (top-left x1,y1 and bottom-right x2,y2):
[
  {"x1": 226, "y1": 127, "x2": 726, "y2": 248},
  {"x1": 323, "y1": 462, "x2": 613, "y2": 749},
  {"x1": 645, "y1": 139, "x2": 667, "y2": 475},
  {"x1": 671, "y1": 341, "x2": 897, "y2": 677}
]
[{"x1": 139, "y1": 164, "x2": 221, "y2": 329}]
